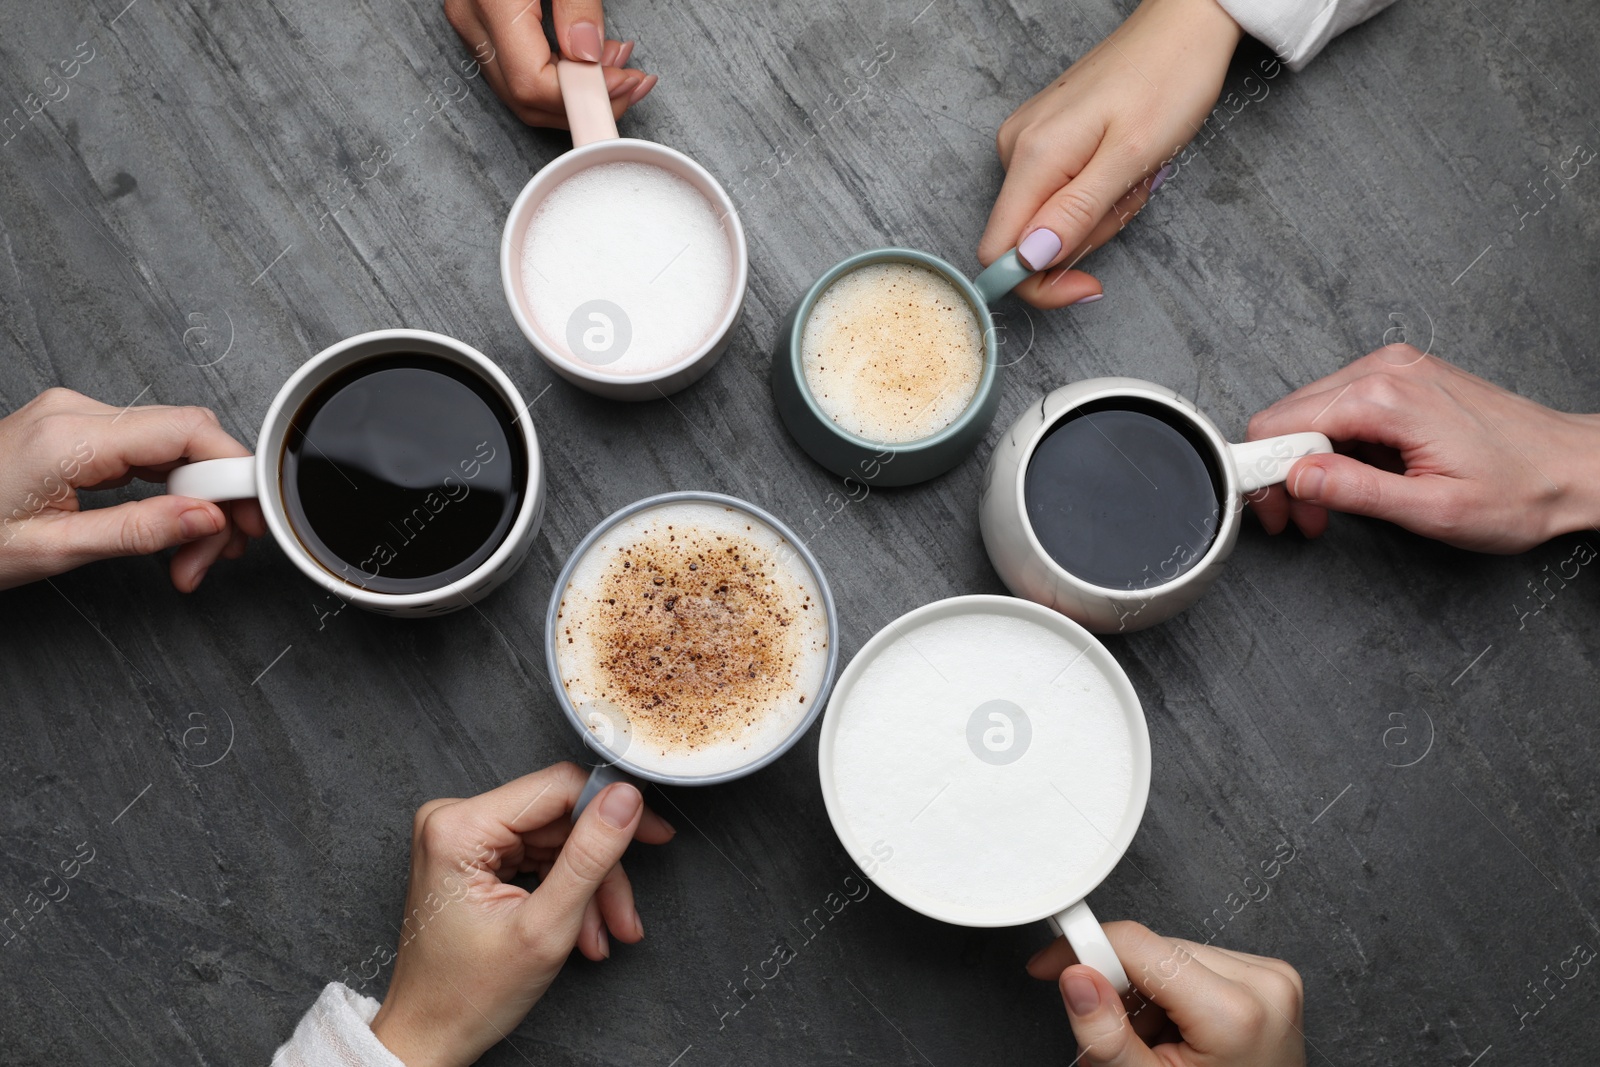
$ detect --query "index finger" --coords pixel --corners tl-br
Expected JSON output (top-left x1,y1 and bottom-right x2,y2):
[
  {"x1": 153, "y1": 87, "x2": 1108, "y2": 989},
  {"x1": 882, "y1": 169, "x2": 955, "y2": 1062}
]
[
  {"x1": 73, "y1": 405, "x2": 251, "y2": 489},
  {"x1": 1102, "y1": 922, "x2": 1251, "y2": 1034},
  {"x1": 977, "y1": 121, "x2": 1101, "y2": 266},
  {"x1": 478, "y1": 0, "x2": 562, "y2": 114},
  {"x1": 1246, "y1": 376, "x2": 1421, "y2": 451}
]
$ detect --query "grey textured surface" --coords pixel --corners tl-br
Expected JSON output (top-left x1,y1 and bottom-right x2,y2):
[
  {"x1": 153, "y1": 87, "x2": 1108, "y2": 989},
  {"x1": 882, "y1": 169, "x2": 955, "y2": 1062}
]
[{"x1": 2, "y1": 0, "x2": 1598, "y2": 1064}]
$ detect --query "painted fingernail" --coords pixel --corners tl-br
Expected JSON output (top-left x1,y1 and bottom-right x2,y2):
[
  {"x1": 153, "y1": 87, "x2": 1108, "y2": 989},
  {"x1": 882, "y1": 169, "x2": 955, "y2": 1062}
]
[
  {"x1": 180, "y1": 507, "x2": 222, "y2": 539},
  {"x1": 569, "y1": 21, "x2": 603, "y2": 62},
  {"x1": 635, "y1": 910, "x2": 645, "y2": 938},
  {"x1": 605, "y1": 69, "x2": 633, "y2": 98},
  {"x1": 1026, "y1": 945, "x2": 1049, "y2": 968},
  {"x1": 191, "y1": 565, "x2": 211, "y2": 589},
  {"x1": 616, "y1": 40, "x2": 636, "y2": 67},
  {"x1": 627, "y1": 73, "x2": 658, "y2": 106},
  {"x1": 1293, "y1": 465, "x2": 1325, "y2": 499},
  {"x1": 1070, "y1": 293, "x2": 1103, "y2": 307},
  {"x1": 1064, "y1": 972, "x2": 1100, "y2": 1016},
  {"x1": 1018, "y1": 228, "x2": 1062, "y2": 271},
  {"x1": 598, "y1": 783, "x2": 643, "y2": 828},
  {"x1": 1149, "y1": 162, "x2": 1175, "y2": 193},
  {"x1": 597, "y1": 926, "x2": 610, "y2": 959}
]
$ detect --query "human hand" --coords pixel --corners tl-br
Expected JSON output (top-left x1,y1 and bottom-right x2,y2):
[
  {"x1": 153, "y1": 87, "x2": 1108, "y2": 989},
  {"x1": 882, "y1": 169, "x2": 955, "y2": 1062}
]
[
  {"x1": 0, "y1": 388, "x2": 266, "y2": 593},
  {"x1": 444, "y1": 0, "x2": 655, "y2": 128},
  {"x1": 368, "y1": 764, "x2": 676, "y2": 1067},
  {"x1": 1028, "y1": 921, "x2": 1305, "y2": 1066},
  {"x1": 1245, "y1": 346, "x2": 1600, "y2": 553},
  {"x1": 978, "y1": 0, "x2": 1242, "y2": 308}
]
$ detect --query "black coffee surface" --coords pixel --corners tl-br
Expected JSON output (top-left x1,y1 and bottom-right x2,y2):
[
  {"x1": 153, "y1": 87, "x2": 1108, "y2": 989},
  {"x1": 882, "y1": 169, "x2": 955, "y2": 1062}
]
[
  {"x1": 281, "y1": 354, "x2": 524, "y2": 594},
  {"x1": 1024, "y1": 402, "x2": 1222, "y2": 590}
]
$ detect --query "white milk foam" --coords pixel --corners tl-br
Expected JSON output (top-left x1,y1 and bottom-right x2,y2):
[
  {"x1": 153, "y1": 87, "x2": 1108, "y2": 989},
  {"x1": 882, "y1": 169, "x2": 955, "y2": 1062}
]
[
  {"x1": 520, "y1": 162, "x2": 734, "y2": 376},
  {"x1": 555, "y1": 502, "x2": 830, "y2": 778},
  {"x1": 829, "y1": 610, "x2": 1136, "y2": 916},
  {"x1": 801, "y1": 262, "x2": 984, "y2": 444}
]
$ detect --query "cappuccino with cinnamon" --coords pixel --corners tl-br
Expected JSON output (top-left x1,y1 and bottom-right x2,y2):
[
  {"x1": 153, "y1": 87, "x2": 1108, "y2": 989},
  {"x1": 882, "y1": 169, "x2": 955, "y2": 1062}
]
[{"x1": 553, "y1": 501, "x2": 831, "y2": 777}]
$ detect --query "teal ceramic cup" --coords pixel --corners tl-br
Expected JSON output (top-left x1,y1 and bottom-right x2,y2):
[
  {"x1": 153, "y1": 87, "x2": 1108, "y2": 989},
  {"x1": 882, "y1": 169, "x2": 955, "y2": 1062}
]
[{"x1": 771, "y1": 247, "x2": 1033, "y2": 487}]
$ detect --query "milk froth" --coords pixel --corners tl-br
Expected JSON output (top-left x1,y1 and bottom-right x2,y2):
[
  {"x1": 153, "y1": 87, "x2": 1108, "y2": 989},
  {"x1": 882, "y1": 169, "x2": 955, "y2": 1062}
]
[
  {"x1": 828, "y1": 608, "x2": 1137, "y2": 915},
  {"x1": 520, "y1": 162, "x2": 734, "y2": 376},
  {"x1": 801, "y1": 262, "x2": 984, "y2": 444}
]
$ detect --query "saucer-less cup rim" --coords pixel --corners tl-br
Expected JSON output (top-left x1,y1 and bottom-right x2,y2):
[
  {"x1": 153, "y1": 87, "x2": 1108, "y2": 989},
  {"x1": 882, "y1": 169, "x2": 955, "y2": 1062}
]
[
  {"x1": 164, "y1": 328, "x2": 543, "y2": 611},
  {"x1": 816, "y1": 593, "x2": 1149, "y2": 992},
  {"x1": 499, "y1": 137, "x2": 749, "y2": 390},
  {"x1": 785, "y1": 246, "x2": 1020, "y2": 458},
  {"x1": 544, "y1": 490, "x2": 841, "y2": 788},
  {"x1": 1009, "y1": 378, "x2": 1329, "y2": 603}
]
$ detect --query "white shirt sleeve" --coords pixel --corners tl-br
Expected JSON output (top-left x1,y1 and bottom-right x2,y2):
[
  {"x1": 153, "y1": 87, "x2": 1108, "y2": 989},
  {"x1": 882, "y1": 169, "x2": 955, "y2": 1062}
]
[
  {"x1": 271, "y1": 984, "x2": 408, "y2": 1067},
  {"x1": 1215, "y1": 0, "x2": 1399, "y2": 70}
]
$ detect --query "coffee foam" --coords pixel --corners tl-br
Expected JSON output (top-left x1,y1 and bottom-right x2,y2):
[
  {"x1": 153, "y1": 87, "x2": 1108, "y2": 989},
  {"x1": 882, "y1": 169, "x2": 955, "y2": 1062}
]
[
  {"x1": 520, "y1": 162, "x2": 734, "y2": 376},
  {"x1": 801, "y1": 262, "x2": 984, "y2": 444},
  {"x1": 555, "y1": 502, "x2": 830, "y2": 778},
  {"x1": 828, "y1": 610, "x2": 1136, "y2": 916}
]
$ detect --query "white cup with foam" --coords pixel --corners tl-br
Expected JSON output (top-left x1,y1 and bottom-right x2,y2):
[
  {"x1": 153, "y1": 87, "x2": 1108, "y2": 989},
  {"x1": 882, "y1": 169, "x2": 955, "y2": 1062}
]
[
  {"x1": 818, "y1": 594, "x2": 1151, "y2": 992},
  {"x1": 546, "y1": 491, "x2": 840, "y2": 814},
  {"x1": 501, "y1": 62, "x2": 749, "y2": 401}
]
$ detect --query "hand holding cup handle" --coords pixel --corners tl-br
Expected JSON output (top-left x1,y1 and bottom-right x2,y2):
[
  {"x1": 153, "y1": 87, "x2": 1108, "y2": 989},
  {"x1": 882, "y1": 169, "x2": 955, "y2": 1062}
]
[
  {"x1": 1050, "y1": 899, "x2": 1130, "y2": 994},
  {"x1": 981, "y1": 378, "x2": 1333, "y2": 633}
]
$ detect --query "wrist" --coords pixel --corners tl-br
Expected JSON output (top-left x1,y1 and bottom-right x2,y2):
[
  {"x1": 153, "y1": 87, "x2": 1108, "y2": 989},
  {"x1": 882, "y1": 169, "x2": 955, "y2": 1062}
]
[
  {"x1": 1140, "y1": 0, "x2": 1244, "y2": 49},
  {"x1": 1548, "y1": 412, "x2": 1600, "y2": 539},
  {"x1": 370, "y1": 998, "x2": 474, "y2": 1067}
]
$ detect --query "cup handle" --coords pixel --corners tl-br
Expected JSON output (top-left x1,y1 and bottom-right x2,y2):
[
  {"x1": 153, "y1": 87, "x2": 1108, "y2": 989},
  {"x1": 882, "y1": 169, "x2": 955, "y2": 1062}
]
[
  {"x1": 1049, "y1": 899, "x2": 1131, "y2": 994},
  {"x1": 557, "y1": 60, "x2": 619, "y2": 147},
  {"x1": 167, "y1": 456, "x2": 258, "y2": 502},
  {"x1": 972, "y1": 248, "x2": 1032, "y2": 305},
  {"x1": 1227, "y1": 432, "x2": 1333, "y2": 494},
  {"x1": 571, "y1": 761, "x2": 646, "y2": 821}
]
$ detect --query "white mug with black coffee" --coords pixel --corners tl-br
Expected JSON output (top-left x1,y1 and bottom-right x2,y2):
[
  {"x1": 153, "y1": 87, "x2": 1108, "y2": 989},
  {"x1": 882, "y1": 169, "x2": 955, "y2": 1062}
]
[
  {"x1": 980, "y1": 378, "x2": 1331, "y2": 633},
  {"x1": 166, "y1": 329, "x2": 545, "y2": 617},
  {"x1": 545, "y1": 491, "x2": 840, "y2": 812}
]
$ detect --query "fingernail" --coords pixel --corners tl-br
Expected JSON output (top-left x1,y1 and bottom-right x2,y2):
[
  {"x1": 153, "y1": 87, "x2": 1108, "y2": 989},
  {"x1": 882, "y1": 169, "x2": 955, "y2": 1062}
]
[
  {"x1": 1064, "y1": 972, "x2": 1100, "y2": 1016},
  {"x1": 627, "y1": 73, "x2": 658, "y2": 106},
  {"x1": 605, "y1": 69, "x2": 632, "y2": 98},
  {"x1": 1018, "y1": 228, "x2": 1062, "y2": 271},
  {"x1": 634, "y1": 910, "x2": 645, "y2": 938},
  {"x1": 1293, "y1": 465, "x2": 1325, "y2": 500},
  {"x1": 598, "y1": 783, "x2": 643, "y2": 828},
  {"x1": 180, "y1": 507, "x2": 222, "y2": 540},
  {"x1": 1149, "y1": 162, "x2": 1175, "y2": 194},
  {"x1": 191, "y1": 564, "x2": 210, "y2": 589},
  {"x1": 598, "y1": 926, "x2": 610, "y2": 959},
  {"x1": 569, "y1": 21, "x2": 603, "y2": 63},
  {"x1": 616, "y1": 40, "x2": 636, "y2": 67},
  {"x1": 1026, "y1": 945, "x2": 1049, "y2": 968},
  {"x1": 1070, "y1": 293, "x2": 1103, "y2": 307}
]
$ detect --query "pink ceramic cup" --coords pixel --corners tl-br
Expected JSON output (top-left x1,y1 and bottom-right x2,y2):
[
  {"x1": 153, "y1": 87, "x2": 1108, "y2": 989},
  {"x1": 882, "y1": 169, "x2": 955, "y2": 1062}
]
[{"x1": 500, "y1": 61, "x2": 749, "y2": 401}]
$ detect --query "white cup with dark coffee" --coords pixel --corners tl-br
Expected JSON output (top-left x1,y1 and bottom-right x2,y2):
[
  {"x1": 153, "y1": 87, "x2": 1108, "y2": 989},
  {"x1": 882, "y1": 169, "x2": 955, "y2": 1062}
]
[
  {"x1": 166, "y1": 329, "x2": 545, "y2": 617},
  {"x1": 545, "y1": 491, "x2": 839, "y2": 812},
  {"x1": 980, "y1": 378, "x2": 1332, "y2": 633}
]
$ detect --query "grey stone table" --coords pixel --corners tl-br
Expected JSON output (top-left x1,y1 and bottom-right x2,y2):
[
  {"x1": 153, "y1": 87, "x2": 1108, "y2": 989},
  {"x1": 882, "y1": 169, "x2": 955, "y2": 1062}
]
[{"x1": 2, "y1": 0, "x2": 1597, "y2": 1064}]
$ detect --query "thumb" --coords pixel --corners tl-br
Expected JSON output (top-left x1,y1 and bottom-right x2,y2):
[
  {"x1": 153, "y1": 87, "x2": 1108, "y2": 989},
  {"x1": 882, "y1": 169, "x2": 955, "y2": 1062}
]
[
  {"x1": 1061, "y1": 966, "x2": 1161, "y2": 1067},
  {"x1": 523, "y1": 782, "x2": 643, "y2": 943},
  {"x1": 554, "y1": 0, "x2": 606, "y2": 62},
  {"x1": 51, "y1": 496, "x2": 225, "y2": 567},
  {"x1": 1015, "y1": 154, "x2": 1132, "y2": 274},
  {"x1": 1284, "y1": 454, "x2": 1454, "y2": 528}
]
